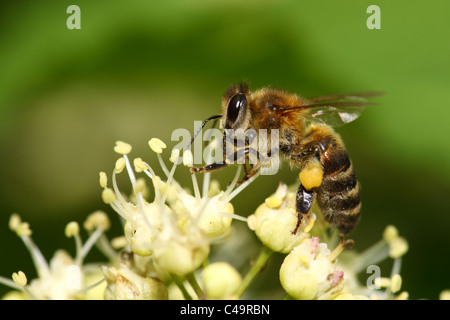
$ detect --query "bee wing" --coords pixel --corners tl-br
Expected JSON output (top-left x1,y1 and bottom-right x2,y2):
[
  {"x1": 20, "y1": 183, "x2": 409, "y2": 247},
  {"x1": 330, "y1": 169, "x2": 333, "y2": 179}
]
[
  {"x1": 281, "y1": 91, "x2": 381, "y2": 127},
  {"x1": 308, "y1": 91, "x2": 383, "y2": 103},
  {"x1": 302, "y1": 102, "x2": 369, "y2": 127}
]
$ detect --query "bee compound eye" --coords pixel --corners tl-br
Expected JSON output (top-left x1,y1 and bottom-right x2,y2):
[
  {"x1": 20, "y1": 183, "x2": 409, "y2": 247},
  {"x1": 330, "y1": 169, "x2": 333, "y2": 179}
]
[{"x1": 227, "y1": 93, "x2": 247, "y2": 126}]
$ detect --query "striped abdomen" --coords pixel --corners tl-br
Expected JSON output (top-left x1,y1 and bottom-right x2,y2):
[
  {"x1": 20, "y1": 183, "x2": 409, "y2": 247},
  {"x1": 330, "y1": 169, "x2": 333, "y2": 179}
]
[{"x1": 316, "y1": 143, "x2": 361, "y2": 234}]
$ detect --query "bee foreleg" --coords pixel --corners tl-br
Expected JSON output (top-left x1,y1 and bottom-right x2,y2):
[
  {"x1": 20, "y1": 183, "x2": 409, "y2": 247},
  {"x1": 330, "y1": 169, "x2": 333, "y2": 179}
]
[
  {"x1": 293, "y1": 184, "x2": 314, "y2": 235},
  {"x1": 190, "y1": 162, "x2": 228, "y2": 173}
]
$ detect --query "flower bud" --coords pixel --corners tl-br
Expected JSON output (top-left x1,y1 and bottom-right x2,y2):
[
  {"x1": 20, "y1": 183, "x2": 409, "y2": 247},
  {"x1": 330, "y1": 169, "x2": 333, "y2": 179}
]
[
  {"x1": 202, "y1": 262, "x2": 242, "y2": 299},
  {"x1": 153, "y1": 239, "x2": 209, "y2": 276}
]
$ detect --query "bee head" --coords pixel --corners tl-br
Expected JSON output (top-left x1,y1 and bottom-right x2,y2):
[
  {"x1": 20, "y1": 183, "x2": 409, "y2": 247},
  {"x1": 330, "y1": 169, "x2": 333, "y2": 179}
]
[{"x1": 222, "y1": 82, "x2": 251, "y2": 130}]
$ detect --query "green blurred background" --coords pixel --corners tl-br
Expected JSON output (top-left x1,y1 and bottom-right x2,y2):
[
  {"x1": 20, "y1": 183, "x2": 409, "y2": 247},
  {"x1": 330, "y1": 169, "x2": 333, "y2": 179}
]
[{"x1": 0, "y1": 0, "x2": 449, "y2": 299}]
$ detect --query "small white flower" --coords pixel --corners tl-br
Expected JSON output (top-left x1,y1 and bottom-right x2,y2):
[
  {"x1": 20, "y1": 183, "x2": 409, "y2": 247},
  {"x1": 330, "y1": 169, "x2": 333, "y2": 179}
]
[
  {"x1": 102, "y1": 264, "x2": 167, "y2": 300},
  {"x1": 279, "y1": 237, "x2": 344, "y2": 300},
  {"x1": 247, "y1": 183, "x2": 314, "y2": 253}
]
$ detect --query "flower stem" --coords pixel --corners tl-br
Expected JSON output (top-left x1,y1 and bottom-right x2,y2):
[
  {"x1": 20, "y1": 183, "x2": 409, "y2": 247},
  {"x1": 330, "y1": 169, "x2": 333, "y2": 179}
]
[
  {"x1": 186, "y1": 272, "x2": 204, "y2": 299},
  {"x1": 237, "y1": 245, "x2": 274, "y2": 298},
  {"x1": 172, "y1": 274, "x2": 193, "y2": 300}
]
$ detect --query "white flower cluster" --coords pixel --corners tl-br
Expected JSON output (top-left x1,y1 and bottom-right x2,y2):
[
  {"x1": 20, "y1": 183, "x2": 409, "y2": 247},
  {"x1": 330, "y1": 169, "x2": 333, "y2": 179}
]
[
  {"x1": 96, "y1": 139, "x2": 258, "y2": 299},
  {"x1": 1, "y1": 212, "x2": 109, "y2": 299},
  {"x1": 0, "y1": 138, "x2": 446, "y2": 300}
]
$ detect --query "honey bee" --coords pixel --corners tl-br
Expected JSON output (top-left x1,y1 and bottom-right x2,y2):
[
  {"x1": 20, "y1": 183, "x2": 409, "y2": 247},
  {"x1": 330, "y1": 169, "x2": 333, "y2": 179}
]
[{"x1": 190, "y1": 82, "x2": 379, "y2": 235}]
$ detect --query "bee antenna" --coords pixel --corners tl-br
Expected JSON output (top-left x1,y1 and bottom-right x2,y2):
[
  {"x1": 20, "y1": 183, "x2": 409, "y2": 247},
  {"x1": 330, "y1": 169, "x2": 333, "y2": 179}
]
[{"x1": 184, "y1": 114, "x2": 222, "y2": 151}]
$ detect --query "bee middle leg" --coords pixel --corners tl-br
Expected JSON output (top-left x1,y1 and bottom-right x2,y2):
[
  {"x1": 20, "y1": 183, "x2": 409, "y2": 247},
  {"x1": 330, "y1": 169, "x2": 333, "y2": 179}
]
[
  {"x1": 293, "y1": 183, "x2": 314, "y2": 235},
  {"x1": 235, "y1": 162, "x2": 259, "y2": 186}
]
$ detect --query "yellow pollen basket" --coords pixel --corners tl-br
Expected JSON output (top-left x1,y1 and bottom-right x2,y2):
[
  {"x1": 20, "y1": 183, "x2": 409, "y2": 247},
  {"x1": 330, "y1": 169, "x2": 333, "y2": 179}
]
[{"x1": 299, "y1": 160, "x2": 323, "y2": 190}]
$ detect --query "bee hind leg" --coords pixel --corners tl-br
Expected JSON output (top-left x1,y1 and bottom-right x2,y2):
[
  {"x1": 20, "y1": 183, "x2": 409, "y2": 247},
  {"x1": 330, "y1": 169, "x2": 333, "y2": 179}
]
[{"x1": 293, "y1": 184, "x2": 314, "y2": 235}]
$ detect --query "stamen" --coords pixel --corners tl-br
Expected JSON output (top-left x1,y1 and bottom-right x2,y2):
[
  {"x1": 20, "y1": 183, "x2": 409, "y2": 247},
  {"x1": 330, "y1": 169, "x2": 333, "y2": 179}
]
[
  {"x1": 133, "y1": 158, "x2": 148, "y2": 173},
  {"x1": 170, "y1": 148, "x2": 181, "y2": 163},
  {"x1": 101, "y1": 188, "x2": 117, "y2": 204},
  {"x1": 95, "y1": 234, "x2": 120, "y2": 262},
  {"x1": 115, "y1": 158, "x2": 126, "y2": 173},
  {"x1": 389, "y1": 237, "x2": 408, "y2": 259},
  {"x1": 79, "y1": 227, "x2": 104, "y2": 262},
  {"x1": 374, "y1": 277, "x2": 391, "y2": 288},
  {"x1": 224, "y1": 166, "x2": 242, "y2": 198},
  {"x1": 265, "y1": 197, "x2": 282, "y2": 208},
  {"x1": 383, "y1": 225, "x2": 398, "y2": 243},
  {"x1": 183, "y1": 150, "x2": 194, "y2": 167},
  {"x1": 134, "y1": 178, "x2": 147, "y2": 196},
  {"x1": 202, "y1": 169, "x2": 211, "y2": 199},
  {"x1": 12, "y1": 271, "x2": 27, "y2": 287},
  {"x1": 84, "y1": 211, "x2": 111, "y2": 232},
  {"x1": 123, "y1": 154, "x2": 136, "y2": 187},
  {"x1": 394, "y1": 291, "x2": 409, "y2": 300},
  {"x1": 191, "y1": 172, "x2": 201, "y2": 200},
  {"x1": 110, "y1": 171, "x2": 127, "y2": 204},
  {"x1": 390, "y1": 274, "x2": 402, "y2": 293},
  {"x1": 208, "y1": 180, "x2": 221, "y2": 197},
  {"x1": 202, "y1": 140, "x2": 218, "y2": 198},
  {"x1": 219, "y1": 211, "x2": 248, "y2": 222},
  {"x1": 148, "y1": 138, "x2": 167, "y2": 154},
  {"x1": 114, "y1": 141, "x2": 132, "y2": 155},
  {"x1": 349, "y1": 239, "x2": 389, "y2": 274},
  {"x1": 0, "y1": 275, "x2": 21, "y2": 291},
  {"x1": 65, "y1": 222, "x2": 83, "y2": 265},
  {"x1": 16, "y1": 222, "x2": 32, "y2": 237},
  {"x1": 75, "y1": 278, "x2": 106, "y2": 296},
  {"x1": 157, "y1": 153, "x2": 171, "y2": 177},
  {"x1": 141, "y1": 160, "x2": 156, "y2": 178},
  {"x1": 65, "y1": 222, "x2": 80, "y2": 238},
  {"x1": 19, "y1": 233, "x2": 50, "y2": 278},
  {"x1": 122, "y1": 155, "x2": 149, "y2": 224},
  {"x1": 226, "y1": 171, "x2": 260, "y2": 202},
  {"x1": 109, "y1": 171, "x2": 134, "y2": 222},
  {"x1": 9, "y1": 272, "x2": 38, "y2": 300},
  {"x1": 392, "y1": 256, "x2": 402, "y2": 275},
  {"x1": 161, "y1": 160, "x2": 179, "y2": 203},
  {"x1": 166, "y1": 160, "x2": 178, "y2": 187},
  {"x1": 9, "y1": 213, "x2": 21, "y2": 231},
  {"x1": 99, "y1": 172, "x2": 108, "y2": 188},
  {"x1": 111, "y1": 236, "x2": 127, "y2": 250}
]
